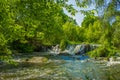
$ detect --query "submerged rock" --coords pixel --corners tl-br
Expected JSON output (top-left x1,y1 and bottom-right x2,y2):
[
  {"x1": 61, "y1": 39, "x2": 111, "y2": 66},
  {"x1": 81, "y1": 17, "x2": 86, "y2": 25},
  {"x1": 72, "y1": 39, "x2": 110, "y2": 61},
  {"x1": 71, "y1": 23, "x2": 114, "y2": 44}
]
[{"x1": 27, "y1": 57, "x2": 48, "y2": 63}]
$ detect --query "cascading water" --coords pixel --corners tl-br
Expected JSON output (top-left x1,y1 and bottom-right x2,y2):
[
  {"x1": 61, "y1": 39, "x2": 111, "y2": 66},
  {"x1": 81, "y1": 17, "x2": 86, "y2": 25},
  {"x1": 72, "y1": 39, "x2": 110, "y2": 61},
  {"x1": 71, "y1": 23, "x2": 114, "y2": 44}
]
[
  {"x1": 58, "y1": 60, "x2": 105, "y2": 80},
  {"x1": 0, "y1": 53, "x2": 108, "y2": 80},
  {"x1": 46, "y1": 44, "x2": 105, "y2": 80},
  {"x1": 0, "y1": 44, "x2": 108, "y2": 80},
  {"x1": 49, "y1": 44, "x2": 100, "y2": 56}
]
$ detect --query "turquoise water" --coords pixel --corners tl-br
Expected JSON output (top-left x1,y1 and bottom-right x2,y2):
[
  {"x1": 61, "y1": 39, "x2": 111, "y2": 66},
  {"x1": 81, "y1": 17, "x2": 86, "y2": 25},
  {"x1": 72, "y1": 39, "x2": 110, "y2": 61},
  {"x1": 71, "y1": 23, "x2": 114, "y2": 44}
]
[
  {"x1": 0, "y1": 55, "x2": 107, "y2": 80},
  {"x1": 57, "y1": 55, "x2": 105, "y2": 80},
  {"x1": 59, "y1": 60, "x2": 103, "y2": 80}
]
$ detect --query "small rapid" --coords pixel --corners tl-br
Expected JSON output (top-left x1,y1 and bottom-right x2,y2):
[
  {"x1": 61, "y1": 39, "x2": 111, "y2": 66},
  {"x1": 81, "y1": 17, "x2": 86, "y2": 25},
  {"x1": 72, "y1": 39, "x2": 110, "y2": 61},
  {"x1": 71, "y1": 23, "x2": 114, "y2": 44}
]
[
  {"x1": 0, "y1": 53, "x2": 107, "y2": 80},
  {"x1": 55, "y1": 55, "x2": 106, "y2": 80}
]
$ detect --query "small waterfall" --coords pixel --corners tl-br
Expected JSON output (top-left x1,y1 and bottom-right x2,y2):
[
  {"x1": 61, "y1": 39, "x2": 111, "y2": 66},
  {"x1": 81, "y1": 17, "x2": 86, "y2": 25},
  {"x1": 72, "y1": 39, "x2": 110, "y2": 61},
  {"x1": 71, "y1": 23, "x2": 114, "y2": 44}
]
[
  {"x1": 64, "y1": 44, "x2": 99, "y2": 55},
  {"x1": 49, "y1": 45, "x2": 61, "y2": 55},
  {"x1": 49, "y1": 44, "x2": 100, "y2": 57},
  {"x1": 67, "y1": 45, "x2": 75, "y2": 55}
]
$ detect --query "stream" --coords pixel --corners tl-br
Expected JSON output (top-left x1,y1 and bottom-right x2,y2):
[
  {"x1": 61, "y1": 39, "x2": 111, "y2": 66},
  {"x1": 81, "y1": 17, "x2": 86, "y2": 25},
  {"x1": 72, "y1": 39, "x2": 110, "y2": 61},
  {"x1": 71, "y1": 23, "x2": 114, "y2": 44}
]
[{"x1": 0, "y1": 52, "x2": 111, "y2": 80}]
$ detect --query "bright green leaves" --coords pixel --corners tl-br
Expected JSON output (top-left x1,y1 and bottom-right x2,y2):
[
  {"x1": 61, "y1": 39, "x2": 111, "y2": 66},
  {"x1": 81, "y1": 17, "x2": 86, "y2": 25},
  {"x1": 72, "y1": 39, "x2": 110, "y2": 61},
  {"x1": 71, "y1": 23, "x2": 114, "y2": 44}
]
[
  {"x1": 36, "y1": 32, "x2": 45, "y2": 41},
  {"x1": 0, "y1": 0, "x2": 71, "y2": 48},
  {"x1": 85, "y1": 20, "x2": 102, "y2": 43},
  {"x1": 0, "y1": 33, "x2": 7, "y2": 46},
  {"x1": 63, "y1": 22, "x2": 74, "y2": 40},
  {"x1": 111, "y1": 16, "x2": 120, "y2": 48},
  {"x1": 64, "y1": 4, "x2": 78, "y2": 15},
  {"x1": 75, "y1": 0, "x2": 90, "y2": 8},
  {"x1": 62, "y1": 22, "x2": 80, "y2": 42},
  {"x1": 0, "y1": 1, "x2": 18, "y2": 62},
  {"x1": 82, "y1": 15, "x2": 98, "y2": 28}
]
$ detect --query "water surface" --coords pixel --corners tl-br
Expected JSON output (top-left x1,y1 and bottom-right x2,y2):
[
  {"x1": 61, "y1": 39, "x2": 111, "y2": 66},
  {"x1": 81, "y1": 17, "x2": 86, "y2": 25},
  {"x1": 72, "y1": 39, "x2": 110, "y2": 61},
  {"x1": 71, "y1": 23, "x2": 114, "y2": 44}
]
[{"x1": 0, "y1": 53, "x2": 113, "y2": 80}]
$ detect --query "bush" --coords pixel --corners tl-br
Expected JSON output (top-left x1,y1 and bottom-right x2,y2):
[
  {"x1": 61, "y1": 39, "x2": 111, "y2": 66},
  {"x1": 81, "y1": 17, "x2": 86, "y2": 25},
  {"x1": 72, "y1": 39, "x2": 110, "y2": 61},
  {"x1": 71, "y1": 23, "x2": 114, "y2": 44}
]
[
  {"x1": 97, "y1": 47, "x2": 109, "y2": 57},
  {"x1": 88, "y1": 46, "x2": 116, "y2": 57},
  {"x1": 60, "y1": 39, "x2": 68, "y2": 51},
  {"x1": 0, "y1": 46, "x2": 13, "y2": 63}
]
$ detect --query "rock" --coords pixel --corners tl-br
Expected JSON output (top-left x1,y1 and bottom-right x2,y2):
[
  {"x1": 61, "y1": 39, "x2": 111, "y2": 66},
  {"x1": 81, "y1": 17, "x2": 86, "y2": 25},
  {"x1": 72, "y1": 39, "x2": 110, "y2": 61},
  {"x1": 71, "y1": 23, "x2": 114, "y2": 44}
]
[
  {"x1": 27, "y1": 57, "x2": 48, "y2": 63},
  {"x1": 75, "y1": 44, "x2": 92, "y2": 55},
  {"x1": 73, "y1": 45, "x2": 82, "y2": 54},
  {"x1": 74, "y1": 44, "x2": 85, "y2": 55},
  {"x1": 50, "y1": 44, "x2": 99, "y2": 56}
]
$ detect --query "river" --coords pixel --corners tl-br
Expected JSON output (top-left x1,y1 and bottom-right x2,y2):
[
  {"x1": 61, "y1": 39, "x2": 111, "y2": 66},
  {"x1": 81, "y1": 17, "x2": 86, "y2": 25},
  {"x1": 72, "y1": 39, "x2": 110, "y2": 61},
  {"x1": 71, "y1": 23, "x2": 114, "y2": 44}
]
[{"x1": 0, "y1": 53, "x2": 120, "y2": 80}]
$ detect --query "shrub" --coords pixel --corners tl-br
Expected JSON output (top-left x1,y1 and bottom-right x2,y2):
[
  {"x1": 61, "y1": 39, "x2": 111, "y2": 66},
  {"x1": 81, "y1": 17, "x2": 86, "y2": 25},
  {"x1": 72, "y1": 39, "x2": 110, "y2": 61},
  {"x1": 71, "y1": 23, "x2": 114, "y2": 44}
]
[
  {"x1": 60, "y1": 39, "x2": 68, "y2": 51},
  {"x1": 88, "y1": 46, "x2": 116, "y2": 57}
]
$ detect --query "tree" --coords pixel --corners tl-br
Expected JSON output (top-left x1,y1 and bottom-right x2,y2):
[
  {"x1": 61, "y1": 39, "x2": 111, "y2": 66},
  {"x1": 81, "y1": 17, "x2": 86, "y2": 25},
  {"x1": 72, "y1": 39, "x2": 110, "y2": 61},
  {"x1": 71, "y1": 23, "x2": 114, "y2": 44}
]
[
  {"x1": 112, "y1": 16, "x2": 120, "y2": 49},
  {"x1": 0, "y1": 0, "x2": 74, "y2": 62},
  {"x1": 84, "y1": 20, "x2": 102, "y2": 43},
  {"x1": 60, "y1": 0, "x2": 120, "y2": 57},
  {"x1": 62, "y1": 22, "x2": 78, "y2": 41},
  {"x1": 81, "y1": 14, "x2": 98, "y2": 28}
]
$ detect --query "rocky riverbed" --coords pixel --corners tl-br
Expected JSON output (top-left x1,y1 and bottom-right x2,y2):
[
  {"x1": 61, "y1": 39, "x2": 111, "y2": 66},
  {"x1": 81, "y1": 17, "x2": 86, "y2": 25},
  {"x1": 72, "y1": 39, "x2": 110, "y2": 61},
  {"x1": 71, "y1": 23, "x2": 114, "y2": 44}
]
[{"x1": 0, "y1": 52, "x2": 120, "y2": 80}]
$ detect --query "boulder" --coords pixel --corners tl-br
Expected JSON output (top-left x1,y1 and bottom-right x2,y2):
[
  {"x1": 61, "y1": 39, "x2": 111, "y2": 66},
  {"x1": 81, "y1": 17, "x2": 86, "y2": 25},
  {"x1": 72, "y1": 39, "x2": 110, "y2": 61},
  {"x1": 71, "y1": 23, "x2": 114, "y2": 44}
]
[
  {"x1": 27, "y1": 57, "x2": 48, "y2": 63},
  {"x1": 74, "y1": 44, "x2": 91, "y2": 55}
]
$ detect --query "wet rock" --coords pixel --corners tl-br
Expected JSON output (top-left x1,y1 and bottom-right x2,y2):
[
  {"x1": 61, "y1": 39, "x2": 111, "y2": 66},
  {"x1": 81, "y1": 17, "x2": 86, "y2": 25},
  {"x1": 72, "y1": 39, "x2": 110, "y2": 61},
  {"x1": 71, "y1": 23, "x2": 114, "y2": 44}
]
[
  {"x1": 49, "y1": 44, "x2": 99, "y2": 56},
  {"x1": 74, "y1": 44, "x2": 91, "y2": 55},
  {"x1": 27, "y1": 57, "x2": 48, "y2": 63}
]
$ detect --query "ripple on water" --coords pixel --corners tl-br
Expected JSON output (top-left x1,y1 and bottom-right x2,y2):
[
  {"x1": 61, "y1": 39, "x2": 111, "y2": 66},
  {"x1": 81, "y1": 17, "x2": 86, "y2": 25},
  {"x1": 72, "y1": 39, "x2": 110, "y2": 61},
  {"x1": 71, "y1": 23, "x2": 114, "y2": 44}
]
[{"x1": 0, "y1": 57, "x2": 109, "y2": 80}]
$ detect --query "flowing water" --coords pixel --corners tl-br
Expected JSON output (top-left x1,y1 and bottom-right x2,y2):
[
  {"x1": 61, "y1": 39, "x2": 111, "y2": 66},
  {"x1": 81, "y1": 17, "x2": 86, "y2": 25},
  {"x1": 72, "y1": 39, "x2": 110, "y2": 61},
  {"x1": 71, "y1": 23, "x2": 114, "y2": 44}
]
[{"x1": 0, "y1": 53, "x2": 118, "y2": 80}]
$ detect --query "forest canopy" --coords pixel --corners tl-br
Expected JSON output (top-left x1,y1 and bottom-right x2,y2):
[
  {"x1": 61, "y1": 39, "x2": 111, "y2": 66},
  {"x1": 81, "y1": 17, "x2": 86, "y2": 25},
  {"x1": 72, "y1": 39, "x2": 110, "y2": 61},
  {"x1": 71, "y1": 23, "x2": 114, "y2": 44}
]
[{"x1": 0, "y1": 0, "x2": 120, "y2": 62}]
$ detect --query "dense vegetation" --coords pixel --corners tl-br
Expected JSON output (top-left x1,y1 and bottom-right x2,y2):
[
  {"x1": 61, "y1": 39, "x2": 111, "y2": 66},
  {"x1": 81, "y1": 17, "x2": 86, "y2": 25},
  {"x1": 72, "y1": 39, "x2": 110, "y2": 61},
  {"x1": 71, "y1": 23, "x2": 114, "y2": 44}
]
[{"x1": 0, "y1": 0, "x2": 120, "y2": 62}]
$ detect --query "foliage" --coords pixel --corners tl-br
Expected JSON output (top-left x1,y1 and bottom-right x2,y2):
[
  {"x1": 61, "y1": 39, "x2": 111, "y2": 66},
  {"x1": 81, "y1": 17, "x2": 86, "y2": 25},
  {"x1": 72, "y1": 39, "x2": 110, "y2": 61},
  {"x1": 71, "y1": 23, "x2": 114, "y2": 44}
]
[
  {"x1": 62, "y1": 22, "x2": 78, "y2": 41},
  {"x1": 1, "y1": 0, "x2": 120, "y2": 63},
  {"x1": 88, "y1": 46, "x2": 109, "y2": 57},
  {"x1": 60, "y1": 39, "x2": 68, "y2": 51},
  {"x1": 81, "y1": 15, "x2": 98, "y2": 28},
  {"x1": 88, "y1": 44, "x2": 118, "y2": 57},
  {"x1": 12, "y1": 42, "x2": 34, "y2": 53},
  {"x1": 0, "y1": 0, "x2": 72, "y2": 62},
  {"x1": 111, "y1": 16, "x2": 120, "y2": 49}
]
